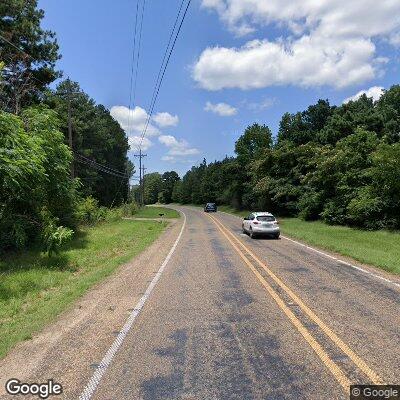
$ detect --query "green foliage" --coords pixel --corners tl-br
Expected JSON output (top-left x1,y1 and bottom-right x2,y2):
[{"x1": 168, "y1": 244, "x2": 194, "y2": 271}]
[
  {"x1": 45, "y1": 79, "x2": 132, "y2": 207},
  {"x1": 75, "y1": 196, "x2": 101, "y2": 224},
  {"x1": 0, "y1": 107, "x2": 78, "y2": 252},
  {"x1": 42, "y1": 223, "x2": 74, "y2": 257},
  {"x1": 0, "y1": 0, "x2": 60, "y2": 113},
  {"x1": 143, "y1": 172, "x2": 163, "y2": 204},
  {"x1": 171, "y1": 85, "x2": 400, "y2": 230},
  {"x1": 160, "y1": 171, "x2": 180, "y2": 203},
  {"x1": 235, "y1": 123, "x2": 272, "y2": 165},
  {"x1": 120, "y1": 201, "x2": 140, "y2": 217}
]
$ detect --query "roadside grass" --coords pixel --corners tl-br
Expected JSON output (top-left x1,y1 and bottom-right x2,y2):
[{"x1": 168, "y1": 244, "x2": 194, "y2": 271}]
[
  {"x1": 279, "y1": 218, "x2": 400, "y2": 275},
  {"x1": 0, "y1": 219, "x2": 167, "y2": 359},
  {"x1": 173, "y1": 203, "x2": 400, "y2": 274},
  {"x1": 135, "y1": 206, "x2": 180, "y2": 219},
  {"x1": 217, "y1": 205, "x2": 249, "y2": 218}
]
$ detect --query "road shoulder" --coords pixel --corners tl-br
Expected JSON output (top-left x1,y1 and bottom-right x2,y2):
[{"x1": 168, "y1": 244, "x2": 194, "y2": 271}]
[{"x1": 0, "y1": 216, "x2": 183, "y2": 398}]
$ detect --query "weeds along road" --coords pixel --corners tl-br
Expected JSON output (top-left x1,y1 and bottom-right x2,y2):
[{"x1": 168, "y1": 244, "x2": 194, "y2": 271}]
[{"x1": 1, "y1": 205, "x2": 400, "y2": 400}]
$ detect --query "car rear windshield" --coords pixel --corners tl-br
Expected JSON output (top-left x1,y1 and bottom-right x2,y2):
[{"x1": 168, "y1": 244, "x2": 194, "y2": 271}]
[
  {"x1": 256, "y1": 216, "x2": 275, "y2": 222},
  {"x1": 207, "y1": 203, "x2": 216, "y2": 206}
]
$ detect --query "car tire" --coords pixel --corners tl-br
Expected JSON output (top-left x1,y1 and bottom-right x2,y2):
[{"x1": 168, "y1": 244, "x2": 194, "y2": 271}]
[
  {"x1": 249, "y1": 228, "x2": 256, "y2": 239},
  {"x1": 273, "y1": 233, "x2": 280, "y2": 239},
  {"x1": 242, "y1": 224, "x2": 246, "y2": 234}
]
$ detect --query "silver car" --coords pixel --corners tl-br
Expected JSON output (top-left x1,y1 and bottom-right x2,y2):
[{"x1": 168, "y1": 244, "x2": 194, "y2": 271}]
[{"x1": 242, "y1": 212, "x2": 280, "y2": 239}]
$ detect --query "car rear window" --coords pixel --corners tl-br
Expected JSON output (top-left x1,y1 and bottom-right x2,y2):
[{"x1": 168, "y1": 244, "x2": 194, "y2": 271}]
[
  {"x1": 256, "y1": 216, "x2": 275, "y2": 222},
  {"x1": 207, "y1": 203, "x2": 216, "y2": 206}
]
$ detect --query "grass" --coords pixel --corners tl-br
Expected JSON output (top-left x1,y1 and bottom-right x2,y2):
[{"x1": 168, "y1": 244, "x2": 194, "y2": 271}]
[
  {"x1": 0, "y1": 219, "x2": 168, "y2": 359},
  {"x1": 135, "y1": 206, "x2": 180, "y2": 219},
  {"x1": 218, "y1": 205, "x2": 250, "y2": 218},
  {"x1": 278, "y1": 218, "x2": 400, "y2": 275},
  {"x1": 217, "y1": 205, "x2": 400, "y2": 274}
]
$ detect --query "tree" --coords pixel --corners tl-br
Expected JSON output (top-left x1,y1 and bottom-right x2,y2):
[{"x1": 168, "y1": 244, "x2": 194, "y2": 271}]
[
  {"x1": 46, "y1": 80, "x2": 132, "y2": 206},
  {"x1": 0, "y1": 0, "x2": 60, "y2": 113},
  {"x1": 235, "y1": 123, "x2": 272, "y2": 165},
  {"x1": 143, "y1": 173, "x2": 162, "y2": 204},
  {"x1": 0, "y1": 106, "x2": 77, "y2": 250},
  {"x1": 317, "y1": 95, "x2": 382, "y2": 145},
  {"x1": 277, "y1": 100, "x2": 334, "y2": 145},
  {"x1": 376, "y1": 85, "x2": 400, "y2": 144},
  {"x1": 163, "y1": 84, "x2": 400, "y2": 230},
  {"x1": 161, "y1": 171, "x2": 180, "y2": 203}
]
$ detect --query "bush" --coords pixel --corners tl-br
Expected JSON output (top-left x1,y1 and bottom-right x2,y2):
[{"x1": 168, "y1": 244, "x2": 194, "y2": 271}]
[
  {"x1": 298, "y1": 191, "x2": 323, "y2": 221},
  {"x1": 120, "y1": 201, "x2": 139, "y2": 217},
  {"x1": 0, "y1": 108, "x2": 78, "y2": 252},
  {"x1": 75, "y1": 196, "x2": 102, "y2": 224}
]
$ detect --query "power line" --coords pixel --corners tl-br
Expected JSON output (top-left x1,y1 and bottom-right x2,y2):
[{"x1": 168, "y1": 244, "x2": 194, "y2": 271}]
[
  {"x1": 132, "y1": 0, "x2": 146, "y2": 108},
  {"x1": 0, "y1": 33, "x2": 33, "y2": 59},
  {"x1": 127, "y1": 0, "x2": 146, "y2": 134},
  {"x1": 74, "y1": 152, "x2": 129, "y2": 177},
  {"x1": 134, "y1": 149, "x2": 147, "y2": 206},
  {"x1": 74, "y1": 153, "x2": 139, "y2": 181},
  {"x1": 139, "y1": 0, "x2": 192, "y2": 149},
  {"x1": 0, "y1": 33, "x2": 51, "y2": 88},
  {"x1": 143, "y1": 0, "x2": 185, "y2": 125},
  {"x1": 75, "y1": 158, "x2": 127, "y2": 179},
  {"x1": 127, "y1": 0, "x2": 140, "y2": 134}
]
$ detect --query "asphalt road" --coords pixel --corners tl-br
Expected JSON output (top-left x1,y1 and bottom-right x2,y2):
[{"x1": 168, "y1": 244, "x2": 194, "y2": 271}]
[
  {"x1": 1, "y1": 205, "x2": 399, "y2": 399},
  {"x1": 88, "y1": 206, "x2": 400, "y2": 399}
]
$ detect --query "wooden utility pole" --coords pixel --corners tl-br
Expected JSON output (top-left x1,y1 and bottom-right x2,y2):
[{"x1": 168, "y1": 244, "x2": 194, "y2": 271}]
[
  {"x1": 134, "y1": 149, "x2": 147, "y2": 206},
  {"x1": 141, "y1": 165, "x2": 147, "y2": 206},
  {"x1": 67, "y1": 90, "x2": 74, "y2": 178}
]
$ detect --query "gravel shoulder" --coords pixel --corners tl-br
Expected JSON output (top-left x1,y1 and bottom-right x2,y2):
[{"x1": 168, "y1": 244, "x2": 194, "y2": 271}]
[{"x1": 0, "y1": 217, "x2": 183, "y2": 399}]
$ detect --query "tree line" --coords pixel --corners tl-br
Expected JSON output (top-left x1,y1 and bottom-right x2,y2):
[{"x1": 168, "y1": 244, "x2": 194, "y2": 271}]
[
  {"x1": 0, "y1": 1, "x2": 133, "y2": 252},
  {"x1": 156, "y1": 86, "x2": 400, "y2": 230}
]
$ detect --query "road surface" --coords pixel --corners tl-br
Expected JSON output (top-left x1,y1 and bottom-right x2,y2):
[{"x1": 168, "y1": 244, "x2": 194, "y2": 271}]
[{"x1": 1, "y1": 205, "x2": 399, "y2": 399}]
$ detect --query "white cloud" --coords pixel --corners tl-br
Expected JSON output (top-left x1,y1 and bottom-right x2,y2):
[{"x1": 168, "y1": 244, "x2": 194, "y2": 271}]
[
  {"x1": 153, "y1": 112, "x2": 179, "y2": 127},
  {"x1": 161, "y1": 155, "x2": 176, "y2": 162},
  {"x1": 128, "y1": 136, "x2": 153, "y2": 151},
  {"x1": 204, "y1": 101, "x2": 237, "y2": 116},
  {"x1": 390, "y1": 32, "x2": 400, "y2": 47},
  {"x1": 195, "y1": 0, "x2": 400, "y2": 90},
  {"x1": 343, "y1": 86, "x2": 384, "y2": 103},
  {"x1": 246, "y1": 97, "x2": 276, "y2": 111},
  {"x1": 158, "y1": 135, "x2": 200, "y2": 160},
  {"x1": 110, "y1": 105, "x2": 160, "y2": 136},
  {"x1": 201, "y1": 0, "x2": 400, "y2": 39}
]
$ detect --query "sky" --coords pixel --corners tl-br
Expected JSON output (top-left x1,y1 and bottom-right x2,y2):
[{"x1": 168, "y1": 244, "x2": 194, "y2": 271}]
[{"x1": 38, "y1": 0, "x2": 400, "y2": 176}]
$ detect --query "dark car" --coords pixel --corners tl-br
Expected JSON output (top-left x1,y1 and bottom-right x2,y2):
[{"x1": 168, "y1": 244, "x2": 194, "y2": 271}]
[{"x1": 204, "y1": 203, "x2": 217, "y2": 212}]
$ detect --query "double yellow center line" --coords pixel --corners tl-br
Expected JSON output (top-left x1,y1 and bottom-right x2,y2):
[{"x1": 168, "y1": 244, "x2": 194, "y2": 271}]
[{"x1": 208, "y1": 214, "x2": 384, "y2": 391}]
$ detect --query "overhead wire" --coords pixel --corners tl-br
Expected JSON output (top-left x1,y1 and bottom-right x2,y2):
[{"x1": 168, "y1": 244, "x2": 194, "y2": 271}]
[{"x1": 139, "y1": 0, "x2": 192, "y2": 149}]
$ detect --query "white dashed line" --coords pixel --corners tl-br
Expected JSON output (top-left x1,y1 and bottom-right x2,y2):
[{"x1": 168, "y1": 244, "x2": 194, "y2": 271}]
[
  {"x1": 219, "y1": 211, "x2": 400, "y2": 290},
  {"x1": 78, "y1": 212, "x2": 186, "y2": 400}
]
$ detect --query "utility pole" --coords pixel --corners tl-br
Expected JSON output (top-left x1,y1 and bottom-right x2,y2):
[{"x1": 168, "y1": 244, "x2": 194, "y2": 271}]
[
  {"x1": 67, "y1": 89, "x2": 74, "y2": 178},
  {"x1": 56, "y1": 78, "x2": 79, "y2": 179},
  {"x1": 141, "y1": 165, "x2": 147, "y2": 206},
  {"x1": 134, "y1": 149, "x2": 147, "y2": 206}
]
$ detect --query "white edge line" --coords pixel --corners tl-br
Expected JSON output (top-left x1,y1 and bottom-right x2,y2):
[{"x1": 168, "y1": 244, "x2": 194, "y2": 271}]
[
  {"x1": 78, "y1": 211, "x2": 186, "y2": 400},
  {"x1": 218, "y1": 211, "x2": 400, "y2": 290}
]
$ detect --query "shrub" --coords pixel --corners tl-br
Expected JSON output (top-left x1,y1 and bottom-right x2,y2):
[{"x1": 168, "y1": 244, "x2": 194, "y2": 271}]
[
  {"x1": 120, "y1": 201, "x2": 139, "y2": 217},
  {"x1": 0, "y1": 108, "x2": 77, "y2": 251},
  {"x1": 75, "y1": 196, "x2": 101, "y2": 224}
]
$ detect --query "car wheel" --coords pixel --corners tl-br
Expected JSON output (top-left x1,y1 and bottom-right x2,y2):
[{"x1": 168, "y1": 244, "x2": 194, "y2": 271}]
[
  {"x1": 273, "y1": 233, "x2": 280, "y2": 239},
  {"x1": 242, "y1": 224, "x2": 246, "y2": 234},
  {"x1": 249, "y1": 228, "x2": 256, "y2": 239}
]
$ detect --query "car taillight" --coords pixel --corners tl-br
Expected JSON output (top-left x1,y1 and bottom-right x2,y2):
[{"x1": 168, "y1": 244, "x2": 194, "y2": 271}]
[{"x1": 253, "y1": 221, "x2": 259, "y2": 224}]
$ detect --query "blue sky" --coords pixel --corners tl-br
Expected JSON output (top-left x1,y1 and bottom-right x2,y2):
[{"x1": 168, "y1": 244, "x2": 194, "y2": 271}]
[{"x1": 38, "y1": 0, "x2": 400, "y2": 176}]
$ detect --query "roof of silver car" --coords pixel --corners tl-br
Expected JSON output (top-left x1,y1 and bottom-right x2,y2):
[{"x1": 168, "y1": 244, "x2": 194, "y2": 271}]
[{"x1": 250, "y1": 212, "x2": 274, "y2": 216}]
